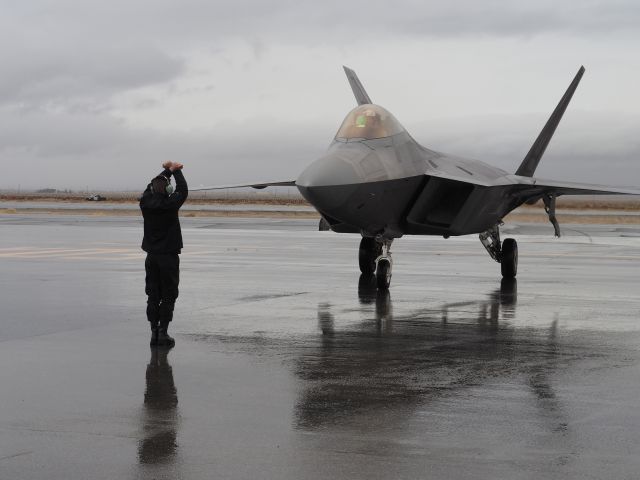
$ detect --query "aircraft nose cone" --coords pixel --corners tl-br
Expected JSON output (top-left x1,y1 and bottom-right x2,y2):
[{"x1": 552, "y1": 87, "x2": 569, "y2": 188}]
[
  {"x1": 296, "y1": 152, "x2": 361, "y2": 212},
  {"x1": 296, "y1": 152, "x2": 360, "y2": 188}
]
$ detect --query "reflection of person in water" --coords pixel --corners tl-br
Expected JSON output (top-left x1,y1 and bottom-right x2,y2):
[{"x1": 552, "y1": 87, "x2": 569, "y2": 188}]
[{"x1": 138, "y1": 348, "x2": 179, "y2": 465}]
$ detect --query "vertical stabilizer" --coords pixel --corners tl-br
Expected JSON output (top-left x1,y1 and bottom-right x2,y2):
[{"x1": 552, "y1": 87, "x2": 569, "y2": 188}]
[
  {"x1": 515, "y1": 66, "x2": 585, "y2": 177},
  {"x1": 343, "y1": 66, "x2": 372, "y2": 105}
]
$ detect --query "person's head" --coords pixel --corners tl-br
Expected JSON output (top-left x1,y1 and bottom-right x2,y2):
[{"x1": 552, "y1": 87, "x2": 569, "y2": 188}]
[{"x1": 151, "y1": 175, "x2": 173, "y2": 196}]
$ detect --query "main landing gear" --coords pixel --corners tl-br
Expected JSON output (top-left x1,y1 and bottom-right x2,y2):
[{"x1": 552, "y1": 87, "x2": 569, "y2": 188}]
[
  {"x1": 479, "y1": 225, "x2": 518, "y2": 278},
  {"x1": 359, "y1": 237, "x2": 393, "y2": 290}
]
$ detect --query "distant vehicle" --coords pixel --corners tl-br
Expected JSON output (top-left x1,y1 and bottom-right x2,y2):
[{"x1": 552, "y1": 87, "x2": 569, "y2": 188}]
[
  {"x1": 194, "y1": 66, "x2": 640, "y2": 289},
  {"x1": 86, "y1": 194, "x2": 106, "y2": 201}
]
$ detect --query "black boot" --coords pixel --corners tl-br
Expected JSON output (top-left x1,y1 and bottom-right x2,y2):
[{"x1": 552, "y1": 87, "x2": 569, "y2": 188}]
[
  {"x1": 150, "y1": 324, "x2": 159, "y2": 346},
  {"x1": 157, "y1": 325, "x2": 175, "y2": 348}
]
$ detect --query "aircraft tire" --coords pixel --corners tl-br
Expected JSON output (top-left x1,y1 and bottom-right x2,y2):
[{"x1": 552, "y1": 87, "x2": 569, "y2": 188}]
[
  {"x1": 319, "y1": 217, "x2": 331, "y2": 231},
  {"x1": 501, "y1": 238, "x2": 518, "y2": 278},
  {"x1": 359, "y1": 237, "x2": 380, "y2": 275},
  {"x1": 376, "y1": 258, "x2": 392, "y2": 290}
]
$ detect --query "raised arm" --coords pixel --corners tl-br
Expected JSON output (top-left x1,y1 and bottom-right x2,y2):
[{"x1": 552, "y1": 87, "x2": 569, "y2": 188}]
[{"x1": 169, "y1": 163, "x2": 188, "y2": 208}]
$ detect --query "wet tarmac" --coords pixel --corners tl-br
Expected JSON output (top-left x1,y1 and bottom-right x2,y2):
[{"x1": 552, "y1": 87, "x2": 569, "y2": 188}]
[{"x1": 1, "y1": 214, "x2": 640, "y2": 479}]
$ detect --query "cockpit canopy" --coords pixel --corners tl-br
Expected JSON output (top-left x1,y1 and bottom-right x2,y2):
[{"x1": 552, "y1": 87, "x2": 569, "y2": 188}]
[{"x1": 335, "y1": 104, "x2": 404, "y2": 140}]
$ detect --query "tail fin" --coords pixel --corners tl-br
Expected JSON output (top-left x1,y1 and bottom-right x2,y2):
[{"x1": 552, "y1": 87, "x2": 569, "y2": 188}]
[
  {"x1": 343, "y1": 66, "x2": 372, "y2": 105},
  {"x1": 515, "y1": 66, "x2": 585, "y2": 177}
]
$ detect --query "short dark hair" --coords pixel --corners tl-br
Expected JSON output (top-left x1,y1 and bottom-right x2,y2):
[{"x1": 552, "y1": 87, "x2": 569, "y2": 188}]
[{"x1": 151, "y1": 176, "x2": 168, "y2": 194}]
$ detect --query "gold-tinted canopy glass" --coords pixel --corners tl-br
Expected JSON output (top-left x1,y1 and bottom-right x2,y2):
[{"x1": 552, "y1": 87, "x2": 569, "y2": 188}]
[{"x1": 335, "y1": 105, "x2": 404, "y2": 140}]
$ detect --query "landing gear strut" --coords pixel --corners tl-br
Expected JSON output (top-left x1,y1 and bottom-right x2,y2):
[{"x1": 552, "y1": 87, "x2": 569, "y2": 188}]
[
  {"x1": 543, "y1": 193, "x2": 561, "y2": 238},
  {"x1": 358, "y1": 237, "x2": 393, "y2": 290},
  {"x1": 479, "y1": 225, "x2": 518, "y2": 279}
]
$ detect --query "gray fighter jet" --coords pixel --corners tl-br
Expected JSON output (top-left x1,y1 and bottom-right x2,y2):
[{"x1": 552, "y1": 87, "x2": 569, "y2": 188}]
[{"x1": 195, "y1": 66, "x2": 640, "y2": 289}]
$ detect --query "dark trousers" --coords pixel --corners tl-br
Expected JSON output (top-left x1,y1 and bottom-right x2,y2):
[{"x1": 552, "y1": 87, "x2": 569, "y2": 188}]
[{"x1": 145, "y1": 253, "x2": 180, "y2": 327}]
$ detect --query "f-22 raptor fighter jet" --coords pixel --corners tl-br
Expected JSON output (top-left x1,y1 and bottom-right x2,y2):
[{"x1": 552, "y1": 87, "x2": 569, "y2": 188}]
[{"x1": 195, "y1": 66, "x2": 639, "y2": 289}]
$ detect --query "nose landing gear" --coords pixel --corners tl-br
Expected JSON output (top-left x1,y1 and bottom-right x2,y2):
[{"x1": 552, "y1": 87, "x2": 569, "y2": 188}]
[
  {"x1": 358, "y1": 237, "x2": 393, "y2": 290},
  {"x1": 479, "y1": 225, "x2": 518, "y2": 279}
]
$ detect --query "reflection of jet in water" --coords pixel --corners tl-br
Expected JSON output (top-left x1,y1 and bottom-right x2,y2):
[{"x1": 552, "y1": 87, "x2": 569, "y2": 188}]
[
  {"x1": 357, "y1": 274, "x2": 516, "y2": 331},
  {"x1": 138, "y1": 348, "x2": 179, "y2": 466},
  {"x1": 295, "y1": 279, "x2": 568, "y2": 435},
  {"x1": 526, "y1": 314, "x2": 571, "y2": 437}
]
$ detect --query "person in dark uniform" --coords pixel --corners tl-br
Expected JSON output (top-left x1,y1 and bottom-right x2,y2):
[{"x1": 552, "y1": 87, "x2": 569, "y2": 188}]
[{"x1": 140, "y1": 161, "x2": 188, "y2": 347}]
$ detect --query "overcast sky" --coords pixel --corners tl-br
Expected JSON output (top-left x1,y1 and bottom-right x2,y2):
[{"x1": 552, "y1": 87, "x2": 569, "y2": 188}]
[{"x1": 2, "y1": 0, "x2": 639, "y2": 190}]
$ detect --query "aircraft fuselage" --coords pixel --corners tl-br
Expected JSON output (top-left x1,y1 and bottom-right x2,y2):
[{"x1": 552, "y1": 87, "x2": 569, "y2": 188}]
[{"x1": 296, "y1": 104, "x2": 515, "y2": 239}]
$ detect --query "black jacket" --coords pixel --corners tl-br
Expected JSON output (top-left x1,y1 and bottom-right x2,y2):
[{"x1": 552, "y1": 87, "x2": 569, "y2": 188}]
[{"x1": 140, "y1": 169, "x2": 188, "y2": 254}]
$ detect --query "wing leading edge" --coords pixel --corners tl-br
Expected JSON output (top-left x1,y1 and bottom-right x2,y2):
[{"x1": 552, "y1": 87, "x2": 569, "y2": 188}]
[
  {"x1": 508, "y1": 177, "x2": 640, "y2": 200},
  {"x1": 191, "y1": 180, "x2": 296, "y2": 191}
]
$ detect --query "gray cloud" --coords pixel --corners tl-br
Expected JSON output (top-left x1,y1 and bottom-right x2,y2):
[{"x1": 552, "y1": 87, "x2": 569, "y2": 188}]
[
  {"x1": 3, "y1": 0, "x2": 639, "y2": 109},
  {"x1": 0, "y1": 42, "x2": 183, "y2": 109},
  {"x1": 79, "y1": 1, "x2": 640, "y2": 39},
  {"x1": 90, "y1": 1, "x2": 640, "y2": 38},
  {"x1": 0, "y1": 109, "x2": 131, "y2": 156},
  {"x1": 0, "y1": 107, "x2": 332, "y2": 190},
  {"x1": 2, "y1": 106, "x2": 639, "y2": 190},
  {"x1": 1, "y1": 1, "x2": 639, "y2": 190}
]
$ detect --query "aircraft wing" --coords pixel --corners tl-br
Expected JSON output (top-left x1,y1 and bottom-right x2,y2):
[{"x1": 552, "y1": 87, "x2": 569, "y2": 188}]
[
  {"x1": 505, "y1": 177, "x2": 640, "y2": 237},
  {"x1": 508, "y1": 176, "x2": 640, "y2": 201},
  {"x1": 191, "y1": 180, "x2": 296, "y2": 191}
]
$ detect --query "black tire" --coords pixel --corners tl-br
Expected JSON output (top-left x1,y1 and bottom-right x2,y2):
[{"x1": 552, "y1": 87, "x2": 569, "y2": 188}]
[
  {"x1": 359, "y1": 237, "x2": 381, "y2": 275},
  {"x1": 501, "y1": 238, "x2": 518, "y2": 278},
  {"x1": 376, "y1": 258, "x2": 392, "y2": 290},
  {"x1": 319, "y1": 217, "x2": 331, "y2": 231}
]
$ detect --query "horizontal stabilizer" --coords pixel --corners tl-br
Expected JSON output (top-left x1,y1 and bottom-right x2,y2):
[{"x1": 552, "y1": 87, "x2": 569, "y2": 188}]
[
  {"x1": 191, "y1": 180, "x2": 296, "y2": 191},
  {"x1": 343, "y1": 66, "x2": 372, "y2": 105},
  {"x1": 515, "y1": 66, "x2": 585, "y2": 177}
]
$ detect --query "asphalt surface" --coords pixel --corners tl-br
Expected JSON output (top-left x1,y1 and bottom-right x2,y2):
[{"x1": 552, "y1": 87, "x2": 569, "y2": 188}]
[{"x1": 1, "y1": 213, "x2": 639, "y2": 479}]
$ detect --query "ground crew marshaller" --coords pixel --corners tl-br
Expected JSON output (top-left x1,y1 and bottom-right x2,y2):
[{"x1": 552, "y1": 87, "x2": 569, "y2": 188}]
[{"x1": 140, "y1": 161, "x2": 188, "y2": 347}]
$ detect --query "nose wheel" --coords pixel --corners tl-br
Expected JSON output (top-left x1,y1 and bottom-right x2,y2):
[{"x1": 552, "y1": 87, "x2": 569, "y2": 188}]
[
  {"x1": 358, "y1": 237, "x2": 393, "y2": 289},
  {"x1": 376, "y1": 257, "x2": 392, "y2": 290},
  {"x1": 479, "y1": 225, "x2": 518, "y2": 279},
  {"x1": 500, "y1": 238, "x2": 518, "y2": 278}
]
